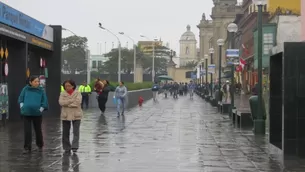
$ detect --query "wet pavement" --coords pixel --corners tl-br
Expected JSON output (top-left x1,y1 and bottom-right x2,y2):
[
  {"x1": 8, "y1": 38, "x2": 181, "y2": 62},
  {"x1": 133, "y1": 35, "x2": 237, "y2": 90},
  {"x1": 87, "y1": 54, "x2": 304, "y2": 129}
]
[{"x1": 0, "y1": 94, "x2": 305, "y2": 172}]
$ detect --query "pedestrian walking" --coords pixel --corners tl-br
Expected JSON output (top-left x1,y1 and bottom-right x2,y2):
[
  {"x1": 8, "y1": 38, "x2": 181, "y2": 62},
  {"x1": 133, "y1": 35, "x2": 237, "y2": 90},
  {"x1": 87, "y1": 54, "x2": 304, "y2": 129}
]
[
  {"x1": 59, "y1": 79, "x2": 83, "y2": 154},
  {"x1": 78, "y1": 81, "x2": 91, "y2": 109},
  {"x1": 151, "y1": 81, "x2": 160, "y2": 102},
  {"x1": 18, "y1": 76, "x2": 48, "y2": 154},
  {"x1": 115, "y1": 81, "x2": 127, "y2": 117},
  {"x1": 98, "y1": 80, "x2": 115, "y2": 115}
]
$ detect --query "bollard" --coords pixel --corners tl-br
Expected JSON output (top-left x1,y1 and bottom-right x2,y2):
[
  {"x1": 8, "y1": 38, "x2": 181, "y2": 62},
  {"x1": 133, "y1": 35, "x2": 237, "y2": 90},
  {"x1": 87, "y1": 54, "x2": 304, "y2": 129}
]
[
  {"x1": 249, "y1": 95, "x2": 266, "y2": 120},
  {"x1": 249, "y1": 95, "x2": 266, "y2": 134}
]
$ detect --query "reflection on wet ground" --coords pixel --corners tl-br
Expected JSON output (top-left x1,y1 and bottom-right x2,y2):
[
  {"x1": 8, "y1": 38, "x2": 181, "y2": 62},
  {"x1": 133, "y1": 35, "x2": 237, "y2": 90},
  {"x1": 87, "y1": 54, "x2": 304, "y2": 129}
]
[{"x1": 0, "y1": 95, "x2": 305, "y2": 172}]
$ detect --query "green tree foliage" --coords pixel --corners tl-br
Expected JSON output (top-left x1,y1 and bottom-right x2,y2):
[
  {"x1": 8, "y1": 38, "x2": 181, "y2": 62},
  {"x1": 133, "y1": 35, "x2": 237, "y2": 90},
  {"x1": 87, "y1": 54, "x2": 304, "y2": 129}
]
[
  {"x1": 101, "y1": 48, "x2": 134, "y2": 74},
  {"x1": 184, "y1": 60, "x2": 198, "y2": 68},
  {"x1": 62, "y1": 35, "x2": 88, "y2": 72},
  {"x1": 139, "y1": 44, "x2": 171, "y2": 74},
  {"x1": 101, "y1": 46, "x2": 169, "y2": 74},
  {"x1": 141, "y1": 55, "x2": 168, "y2": 74}
]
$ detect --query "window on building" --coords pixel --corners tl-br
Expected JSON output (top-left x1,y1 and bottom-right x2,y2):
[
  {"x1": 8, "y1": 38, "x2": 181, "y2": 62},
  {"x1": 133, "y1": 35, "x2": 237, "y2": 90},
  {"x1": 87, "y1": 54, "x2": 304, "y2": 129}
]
[
  {"x1": 92, "y1": 61, "x2": 97, "y2": 68},
  {"x1": 185, "y1": 47, "x2": 189, "y2": 55},
  {"x1": 263, "y1": 33, "x2": 273, "y2": 43},
  {"x1": 263, "y1": 33, "x2": 273, "y2": 55},
  {"x1": 98, "y1": 61, "x2": 102, "y2": 68}
]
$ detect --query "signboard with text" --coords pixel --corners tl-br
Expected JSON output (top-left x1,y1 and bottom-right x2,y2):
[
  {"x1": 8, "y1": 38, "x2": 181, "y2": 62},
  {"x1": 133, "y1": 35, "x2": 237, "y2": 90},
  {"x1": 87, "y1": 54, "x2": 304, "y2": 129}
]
[
  {"x1": 208, "y1": 64, "x2": 215, "y2": 74},
  {"x1": 0, "y1": 23, "x2": 53, "y2": 50},
  {"x1": 226, "y1": 49, "x2": 239, "y2": 65},
  {"x1": 0, "y1": 2, "x2": 53, "y2": 42}
]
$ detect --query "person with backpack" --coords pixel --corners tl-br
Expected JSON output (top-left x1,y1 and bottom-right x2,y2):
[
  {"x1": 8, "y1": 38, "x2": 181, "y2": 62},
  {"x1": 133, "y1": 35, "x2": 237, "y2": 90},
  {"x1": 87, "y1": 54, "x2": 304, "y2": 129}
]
[{"x1": 151, "y1": 81, "x2": 160, "y2": 102}]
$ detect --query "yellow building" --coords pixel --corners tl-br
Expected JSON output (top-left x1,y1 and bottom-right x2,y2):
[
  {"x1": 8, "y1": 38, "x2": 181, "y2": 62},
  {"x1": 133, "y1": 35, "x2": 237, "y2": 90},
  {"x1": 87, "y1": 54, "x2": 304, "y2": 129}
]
[
  {"x1": 267, "y1": 0, "x2": 300, "y2": 15},
  {"x1": 248, "y1": 0, "x2": 300, "y2": 16}
]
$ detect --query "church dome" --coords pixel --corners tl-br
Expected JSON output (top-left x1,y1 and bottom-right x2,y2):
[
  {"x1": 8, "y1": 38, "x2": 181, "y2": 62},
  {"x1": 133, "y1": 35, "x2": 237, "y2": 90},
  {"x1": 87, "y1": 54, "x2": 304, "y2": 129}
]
[{"x1": 180, "y1": 25, "x2": 196, "y2": 41}]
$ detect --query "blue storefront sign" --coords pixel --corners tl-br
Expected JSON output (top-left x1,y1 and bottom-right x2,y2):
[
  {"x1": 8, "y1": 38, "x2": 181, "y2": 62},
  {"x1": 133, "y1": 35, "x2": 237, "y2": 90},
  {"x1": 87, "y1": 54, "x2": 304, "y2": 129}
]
[
  {"x1": 191, "y1": 73, "x2": 196, "y2": 79},
  {"x1": 0, "y1": 2, "x2": 53, "y2": 42},
  {"x1": 226, "y1": 49, "x2": 240, "y2": 65}
]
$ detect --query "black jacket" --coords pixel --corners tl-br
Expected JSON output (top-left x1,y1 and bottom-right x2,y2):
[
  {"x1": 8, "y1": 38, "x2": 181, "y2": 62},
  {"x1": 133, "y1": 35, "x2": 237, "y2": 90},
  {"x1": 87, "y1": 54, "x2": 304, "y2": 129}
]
[{"x1": 99, "y1": 85, "x2": 115, "y2": 99}]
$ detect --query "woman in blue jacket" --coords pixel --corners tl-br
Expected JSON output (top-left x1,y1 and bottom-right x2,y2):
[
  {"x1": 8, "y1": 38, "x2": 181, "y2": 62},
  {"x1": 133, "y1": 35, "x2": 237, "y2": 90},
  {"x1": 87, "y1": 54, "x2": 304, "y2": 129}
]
[{"x1": 18, "y1": 76, "x2": 48, "y2": 154}]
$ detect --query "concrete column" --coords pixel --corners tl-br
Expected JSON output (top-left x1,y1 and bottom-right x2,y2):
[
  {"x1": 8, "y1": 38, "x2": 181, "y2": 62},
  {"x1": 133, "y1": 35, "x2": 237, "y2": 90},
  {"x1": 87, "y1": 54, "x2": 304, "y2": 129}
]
[
  {"x1": 7, "y1": 41, "x2": 27, "y2": 120},
  {"x1": 301, "y1": 0, "x2": 305, "y2": 41},
  {"x1": 135, "y1": 59, "x2": 143, "y2": 83}
]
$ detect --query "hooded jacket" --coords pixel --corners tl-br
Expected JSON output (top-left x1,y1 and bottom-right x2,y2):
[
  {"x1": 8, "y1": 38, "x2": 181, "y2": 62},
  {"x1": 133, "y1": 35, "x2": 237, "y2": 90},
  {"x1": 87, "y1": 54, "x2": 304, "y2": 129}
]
[{"x1": 18, "y1": 85, "x2": 48, "y2": 116}]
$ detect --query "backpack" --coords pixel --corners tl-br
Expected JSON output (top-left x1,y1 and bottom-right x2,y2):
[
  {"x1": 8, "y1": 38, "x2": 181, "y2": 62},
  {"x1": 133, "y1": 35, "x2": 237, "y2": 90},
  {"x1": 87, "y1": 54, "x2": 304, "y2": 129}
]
[{"x1": 152, "y1": 85, "x2": 159, "y2": 91}]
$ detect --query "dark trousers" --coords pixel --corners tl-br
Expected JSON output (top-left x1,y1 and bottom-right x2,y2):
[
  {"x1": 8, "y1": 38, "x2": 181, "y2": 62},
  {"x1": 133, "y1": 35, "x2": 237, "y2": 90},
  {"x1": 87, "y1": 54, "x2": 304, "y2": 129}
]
[
  {"x1": 98, "y1": 97, "x2": 107, "y2": 113},
  {"x1": 62, "y1": 120, "x2": 81, "y2": 151},
  {"x1": 81, "y1": 94, "x2": 89, "y2": 109},
  {"x1": 24, "y1": 116, "x2": 43, "y2": 150}
]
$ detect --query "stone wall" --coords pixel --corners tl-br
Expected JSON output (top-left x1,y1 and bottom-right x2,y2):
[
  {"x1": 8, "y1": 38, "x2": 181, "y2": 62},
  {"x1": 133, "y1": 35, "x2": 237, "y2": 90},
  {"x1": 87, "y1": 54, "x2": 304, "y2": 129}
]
[
  {"x1": 275, "y1": 16, "x2": 301, "y2": 53},
  {"x1": 88, "y1": 89, "x2": 153, "y2": 109}
]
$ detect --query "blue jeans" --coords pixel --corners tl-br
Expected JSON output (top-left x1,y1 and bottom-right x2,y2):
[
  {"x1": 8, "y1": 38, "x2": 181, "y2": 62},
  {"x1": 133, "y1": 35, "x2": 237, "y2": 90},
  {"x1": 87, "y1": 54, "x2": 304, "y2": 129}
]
[{"x1": 116, "y1": 97, "x2": 125, "y2": 114}]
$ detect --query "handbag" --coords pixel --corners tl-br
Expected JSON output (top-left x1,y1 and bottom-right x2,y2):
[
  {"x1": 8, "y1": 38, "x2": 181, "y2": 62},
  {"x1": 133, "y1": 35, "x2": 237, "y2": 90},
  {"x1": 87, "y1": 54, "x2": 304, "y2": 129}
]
[{"x1": 112, "y1": 96, "x2": 117, "y2": 104}]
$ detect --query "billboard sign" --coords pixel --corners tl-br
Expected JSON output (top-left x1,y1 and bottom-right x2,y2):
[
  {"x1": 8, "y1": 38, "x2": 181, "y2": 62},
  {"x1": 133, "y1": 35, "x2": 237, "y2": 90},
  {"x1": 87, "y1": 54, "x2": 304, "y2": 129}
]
[
  {"x1": 0, "y1": 23, "x2": 53, "y2": 50},
  {"x1": 208, "y1": 64, "x2": 215, "y2": 74},
  {"x1": 0, "y1": 2, "x2": 53, "y2": 42},
  {"x1": 226, "y1": 49, "x2": 239, "y2": 65}
]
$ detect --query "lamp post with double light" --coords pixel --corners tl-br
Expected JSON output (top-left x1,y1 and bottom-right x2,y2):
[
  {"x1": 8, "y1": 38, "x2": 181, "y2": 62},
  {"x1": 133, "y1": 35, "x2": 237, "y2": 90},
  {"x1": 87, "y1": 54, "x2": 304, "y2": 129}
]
[
  {"x1": 209, "y1": 48, "x2": 214, "y2": 97},
  {"x1": 252, "y1": 0, "x2": 267, "y2": 134},
  {"x1": 98, "y1": 23, "x2": 122, "y2": 82},
  {"x1": 227, "y1": 22, "x2": 238, "y2": 117},
  {"x1": 217, "y1": 39, "x2": 224, "y2": 95},
  {"x1": 119, "y1": 32, "x2": 136, "y2": 83}
]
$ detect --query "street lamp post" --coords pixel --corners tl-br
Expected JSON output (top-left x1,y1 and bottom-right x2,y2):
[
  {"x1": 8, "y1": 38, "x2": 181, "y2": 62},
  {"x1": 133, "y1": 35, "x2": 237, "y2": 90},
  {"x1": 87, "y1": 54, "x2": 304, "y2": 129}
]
[
  {"x1": 140, "y1": 35, "x2": 158, "y2": 82},
  {"x1": 201, "y1": 61, "x2": 204, "y2": 85},
  {"x1": 98, "y1": 23, "x2": 122, "y2": 82},
  {"x1": 227, "y1": 23, "x2": 238, "y2": 116},
  {"x1": 253, "y1": 0, "x2": 267, "y2": 134},
  {"x1": 209, "y1": 48, "x2": 214, "y2": 97},
  {"x1": 62, "y1": 28, "x2": 90, "y2": 84},
  {"x1": 217, "y1": 39, "x2": 224, "y2": 98},
  {"x1": 119, "y1": 32, "x2": 137, "y2": 83},
  {"x1": 204, "y1": 54, "x2": 208, "y2": 92},
  {"x1": 198, "y1": 62, "x2": 203, "y2": 85}
]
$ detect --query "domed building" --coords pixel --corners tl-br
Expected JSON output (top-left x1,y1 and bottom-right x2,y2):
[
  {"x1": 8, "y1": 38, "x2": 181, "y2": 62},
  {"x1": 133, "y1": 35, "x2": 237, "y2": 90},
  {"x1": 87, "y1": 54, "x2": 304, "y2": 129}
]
[{"x1": 179, "y1": 25, "x2": 197, "y2": 66}]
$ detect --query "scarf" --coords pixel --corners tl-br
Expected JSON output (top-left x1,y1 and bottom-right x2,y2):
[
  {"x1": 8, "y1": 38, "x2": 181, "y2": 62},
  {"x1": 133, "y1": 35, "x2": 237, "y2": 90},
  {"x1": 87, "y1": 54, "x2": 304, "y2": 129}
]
[{"x1": 67, "y1": 89, "x2": 74, "y2": 95}]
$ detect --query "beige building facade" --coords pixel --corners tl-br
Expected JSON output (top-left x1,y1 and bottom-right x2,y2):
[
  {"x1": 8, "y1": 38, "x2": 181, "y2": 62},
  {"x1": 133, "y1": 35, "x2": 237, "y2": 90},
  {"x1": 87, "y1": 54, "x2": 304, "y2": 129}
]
[{"x1": 197, "y1": 0, "x2": 241, "y2": 82}]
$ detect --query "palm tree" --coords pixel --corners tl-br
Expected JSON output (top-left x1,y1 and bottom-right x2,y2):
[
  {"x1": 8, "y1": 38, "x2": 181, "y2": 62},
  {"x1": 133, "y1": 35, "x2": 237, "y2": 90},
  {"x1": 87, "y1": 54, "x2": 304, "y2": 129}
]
[{"x1": 184, "y1": 60, "x2": 198, "y2": 68}]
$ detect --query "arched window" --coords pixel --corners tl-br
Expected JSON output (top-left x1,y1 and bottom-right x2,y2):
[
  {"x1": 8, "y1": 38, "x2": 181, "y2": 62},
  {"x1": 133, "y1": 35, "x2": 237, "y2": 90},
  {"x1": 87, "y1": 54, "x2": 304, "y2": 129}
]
[{"x1": 185, "y1": 47, "x2": 189, "y2": 54}]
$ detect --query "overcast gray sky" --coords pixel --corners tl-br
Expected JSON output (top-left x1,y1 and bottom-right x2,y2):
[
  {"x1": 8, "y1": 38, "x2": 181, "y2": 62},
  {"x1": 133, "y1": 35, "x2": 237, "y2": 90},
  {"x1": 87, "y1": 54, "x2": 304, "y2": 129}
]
[{"x1": 3, "y1": 0, "x2": 215, "y2": 55}]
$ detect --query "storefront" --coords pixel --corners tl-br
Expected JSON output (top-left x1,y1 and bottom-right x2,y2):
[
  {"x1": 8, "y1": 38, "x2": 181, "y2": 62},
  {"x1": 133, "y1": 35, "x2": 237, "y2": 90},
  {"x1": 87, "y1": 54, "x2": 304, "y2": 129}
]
[{"x1": 0, "y1": 2, "x2": 61, "y2": 121}]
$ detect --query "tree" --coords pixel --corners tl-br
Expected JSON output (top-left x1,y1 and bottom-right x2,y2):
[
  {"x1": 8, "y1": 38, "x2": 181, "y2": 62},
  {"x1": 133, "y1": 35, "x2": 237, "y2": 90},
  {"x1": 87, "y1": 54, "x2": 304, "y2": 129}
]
[
  {"x1": 62, "y1": 35, "x2": 88, "y2": 73},
  {"x1": 101, "y1": 48, "x2": 134, "y2": 74},
  {"x1": 141, "y1": 55, "x2": 168, "y2": 74},
  {"x1": 101, "y1": 47, "x2": 168, "y2": 74},
  {"x1": 139, "y1": 44, "x2": 171, "y2": 74},
  {"x1": 184, "y1": 60, "x2": 198, "y2": 68}
]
